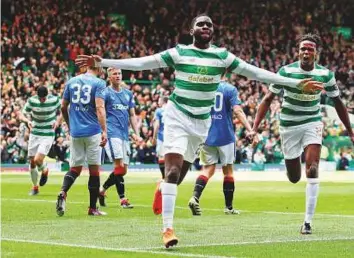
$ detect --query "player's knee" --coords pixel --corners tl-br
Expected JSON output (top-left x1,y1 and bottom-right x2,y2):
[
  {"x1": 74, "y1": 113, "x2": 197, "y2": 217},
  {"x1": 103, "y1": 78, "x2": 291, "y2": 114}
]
[
  {"x1": 89, "y1": 170, "x2": 100, "y2": 176},
  {"x1": 165, "y1": 165, "x2": 180, "y2": 183},
  {"x1": 29, "y1": 158, "x2": 36, "y2": 168},
  {"x1": 206, "y1": 170, "x2": 214, "y2": 178},
  {"x1": 71, "y1": 167, "x2": 82, "y2": 176},
  {"x1": 287, "y1": 172, "x2": 301, "y2": 184},
  {"x1": 307, "y1": 163, "x2": 318, "y2": 178},
  {"x1": 289, "y1": 177, "x2": 300, "y2": 184},
  {"x1": 34, "y1": 156, "x2": 43, "y2": 166}
]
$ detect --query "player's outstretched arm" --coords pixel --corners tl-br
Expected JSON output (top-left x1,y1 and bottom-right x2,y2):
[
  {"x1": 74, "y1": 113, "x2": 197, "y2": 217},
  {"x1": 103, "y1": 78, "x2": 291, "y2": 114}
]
[
  {"x1": 76, "y1": 54, "x2": 167, "y2": 71},
  {"x1": 233, "y1": 61, "x2": 324, "y2": 93},
  {"x1": 234, "y1": 105, "x2": 257, "y2": 144},
  {"x1": 234, "y1": 105, "x2": 252, "y2": 132},
  {"x1": 252, "y1": 91, "x2": 276, "y2": 132},
  {"x1": 331, "y1": 96, "x2": 354, "y2": 144}
]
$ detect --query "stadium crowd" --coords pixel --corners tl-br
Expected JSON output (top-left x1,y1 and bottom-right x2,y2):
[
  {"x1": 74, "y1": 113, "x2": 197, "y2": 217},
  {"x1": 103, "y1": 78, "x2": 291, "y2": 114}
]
[{"x1": 1, "y1": 0, "x2": 353, "y2": 166}]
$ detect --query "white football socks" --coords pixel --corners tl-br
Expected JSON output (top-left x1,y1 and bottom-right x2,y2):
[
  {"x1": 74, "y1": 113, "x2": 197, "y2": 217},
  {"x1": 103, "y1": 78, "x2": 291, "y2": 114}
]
[
  {"x1": 305, "y1": 178, "x2": 320, "y2": 224},
  {"x1": 29, "y1": 166, "x2": 38, "y2": 186},
  {"x1": 161, "y1": 182, "x2": 177, "y2": 232}
]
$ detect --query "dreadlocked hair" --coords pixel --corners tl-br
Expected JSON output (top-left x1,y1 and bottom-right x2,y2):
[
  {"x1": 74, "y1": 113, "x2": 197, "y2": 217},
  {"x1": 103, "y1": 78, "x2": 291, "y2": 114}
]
[{"x1": 297, "y1": 33, "x2": 321, "y2": 48}]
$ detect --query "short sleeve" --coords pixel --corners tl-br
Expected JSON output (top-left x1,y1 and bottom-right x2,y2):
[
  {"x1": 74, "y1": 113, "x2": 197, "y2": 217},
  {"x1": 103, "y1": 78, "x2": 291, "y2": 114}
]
[
  {"x1": 129, "y1": 92, "x2": 135, "y2": 109},
  {"x1": 226, "y1": 51, "x2": 248, "y2": 72},
  {"x1": 22, "y1": 100, "x2": 32, "y2": 114},
  {"x1": 157, "y1": 47, "x2": 179, "y2": 68},
  {"x1": 154, "y1": 109, "x2": 160, "y2": 120},
  {"x1": 269, "y1": 68, "x2": 285, "y2": 95},
  {"x1": 63, "y1": 83, "x2": 70, "y2": 101},
  {"x1": 55, "y1": 96, "x2": 61, "y2": 110},
  {"x1": 95, "y1": 80, "x2": 106, "y2": 99},
  {"x1": 324, "y1": 71, "x2": 339, "y2": 98},
  {"x1": 229, "y1": 87, "x2": 241, "y2": 107}
]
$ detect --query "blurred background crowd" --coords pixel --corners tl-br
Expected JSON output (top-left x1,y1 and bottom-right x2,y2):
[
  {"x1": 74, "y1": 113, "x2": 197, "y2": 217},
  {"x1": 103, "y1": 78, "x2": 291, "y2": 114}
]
[{"x1": 1, "y1": 0, "x2": 353, "y2": 168}]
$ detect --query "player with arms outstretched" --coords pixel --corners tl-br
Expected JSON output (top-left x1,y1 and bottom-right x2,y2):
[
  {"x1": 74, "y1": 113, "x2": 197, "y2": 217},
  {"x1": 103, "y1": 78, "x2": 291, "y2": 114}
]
[
  {"x1": 252, "y1": 34, "x2": 354, "y2": 234},
  {"x1": 98, "y1": 67, "x2": 141, "y2": 209},
  {"x1": 188, "y1": 80, "x2": 256, "y2": 215},
  {"x1": 76, "y1": 14, "x2": 323, "y2": 247},
  {"x1": 56, "y1": 66, "x2": 107, "y2": 216},
  {"x1": 19, "y1": 86, "x2": 61, "y2": 195}
]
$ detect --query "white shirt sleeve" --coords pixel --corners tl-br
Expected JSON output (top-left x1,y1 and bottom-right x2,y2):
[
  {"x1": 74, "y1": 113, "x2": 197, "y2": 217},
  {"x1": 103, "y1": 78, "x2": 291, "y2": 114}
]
[
  {"x1": 232, "y1": 60, "x2": 301, "y2": 88},
  {"x1": 101, "y1": 54, "x2": 168, "y2": 71}
]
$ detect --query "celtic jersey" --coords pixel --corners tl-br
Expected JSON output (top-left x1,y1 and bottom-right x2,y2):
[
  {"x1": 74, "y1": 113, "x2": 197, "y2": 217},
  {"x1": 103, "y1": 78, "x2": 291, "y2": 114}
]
[
  {"x1": 269, "y1": 61, "x2": 339, "y2": 127},
  {"x1": 158, "y1": 44, "x2": 244, "y2": 119},
  {"x1": 23, "y1": 95, "x2": 60, "y2": 136}
]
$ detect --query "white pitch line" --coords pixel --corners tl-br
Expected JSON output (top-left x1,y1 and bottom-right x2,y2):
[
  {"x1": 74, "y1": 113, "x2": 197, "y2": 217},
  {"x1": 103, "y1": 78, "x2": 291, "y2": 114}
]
[
  {"x1": 135, "y1": 236, "x2": 354, "y2": 250},
  {"x1": 2, "y1": 198, "x2": 354, "y2": 218},
  {"x1": 0, "y1": 238, "x2": 236, "y2": 258}
]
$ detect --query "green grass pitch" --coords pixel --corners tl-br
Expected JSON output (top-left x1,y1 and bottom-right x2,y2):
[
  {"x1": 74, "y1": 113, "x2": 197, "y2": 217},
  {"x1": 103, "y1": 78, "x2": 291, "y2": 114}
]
[{"x1": 1, "y1": 171, "x2": 354, "y2": 258}]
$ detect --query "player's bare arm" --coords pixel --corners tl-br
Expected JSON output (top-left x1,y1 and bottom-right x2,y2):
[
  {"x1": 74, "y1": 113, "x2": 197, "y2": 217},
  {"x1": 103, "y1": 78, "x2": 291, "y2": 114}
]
[
  {"x1": 252, "y1": 91, "x2": 276, "y2": 132},
  {"x1": 234, "y1": 105, "x2": 252, "y2": 132},
  {"x1": 152, "y1": 118, "x2": 160, "y2": 146},
  {"x1": 61, "y1": 99, "x2": 70, "y2": 132},
  {"x1": 18, "y1": 112, "x2": 33, "y2": 131},
  {"x1": 95, "y1": 97, "x2": 107, "y2": 147},
  {"x1": 234, "y1": 105, "x2": 257, "y2": 143},
  {"x1": 129, "y1": 107, "x2": 142, "y2": 142},
  {"x1": 53, "y1": 113, "x2": 63, "y2": 130},
  {"x1": 332, "y1": 96, "x2": 354, "y2": 144}
]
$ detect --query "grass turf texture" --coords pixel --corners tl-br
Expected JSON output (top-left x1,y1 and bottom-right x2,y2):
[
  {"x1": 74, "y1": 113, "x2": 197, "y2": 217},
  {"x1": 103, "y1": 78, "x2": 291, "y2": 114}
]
[{"x1": 1, "y1": 172, "x2": 354, "y2": 258}]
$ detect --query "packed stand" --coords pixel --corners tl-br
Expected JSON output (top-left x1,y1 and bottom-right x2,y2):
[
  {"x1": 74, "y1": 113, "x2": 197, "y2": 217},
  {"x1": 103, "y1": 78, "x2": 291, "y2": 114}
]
[{"x1": 1, "y1": 0, "x2": 353, "y2": 166}]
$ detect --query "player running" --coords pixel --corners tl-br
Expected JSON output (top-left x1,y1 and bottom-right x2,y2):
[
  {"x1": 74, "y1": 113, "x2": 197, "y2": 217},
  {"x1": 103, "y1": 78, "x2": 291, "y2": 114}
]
[
  {"x1": 252, "y1": 33, "x2": 354, "y2": 234},
  {"x1": 188, "y1": 80, "x2": 256, "y2": 216},
  {"x1": 56, "y1": 66, "x2": 107, "y2": 216},
  {"x1": 76, "y1": 14, "x2": 323, "y2": 248},
  {"x1": 19, "y1": 86, "x2": 61, "y2": 195},
  {"x1": 98, "y1": 67, "x2": 141, "y2": 209}
]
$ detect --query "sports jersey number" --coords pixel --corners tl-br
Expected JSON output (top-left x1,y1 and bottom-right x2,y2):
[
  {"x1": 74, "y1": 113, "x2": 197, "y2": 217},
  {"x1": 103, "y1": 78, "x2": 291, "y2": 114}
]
[
  {"x1": 71, "y1": 84, "x2": 92, "y2": 104},
  {"x1": 214, "y1": 92, "x2": 223, "y2": 112}
]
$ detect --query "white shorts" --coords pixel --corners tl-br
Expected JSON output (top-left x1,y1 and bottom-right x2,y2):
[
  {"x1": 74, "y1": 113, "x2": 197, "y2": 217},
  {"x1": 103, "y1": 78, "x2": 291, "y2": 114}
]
[
  {"x1": 156, "y1": 139, "x2": 164, "y2": 158},
  {"x1": 280, "y1": 121, "x2": 323, "y2": 160},
  {"x1": 163, "y1": 102, "x2": 211, "y2": 163},
  {"x1": 200, "y1": 142, "x2": 235, "y2": 166},
  {"x1": 104, "y1": 138, "x2": 130, "y2": 165},
  {"x1": 69, "y1": 133, "x2": 102, "y2": 167},
  {"x1": 28, "y1": 134, "x2": 54, "y2": 157}
]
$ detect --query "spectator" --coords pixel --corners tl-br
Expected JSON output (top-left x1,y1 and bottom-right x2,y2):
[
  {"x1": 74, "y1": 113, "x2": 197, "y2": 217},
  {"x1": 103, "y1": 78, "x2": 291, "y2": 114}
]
[
  {"x1": 1, "y1": 0, "x2": 353, "y2": 164},
  {"x1": 337, "y1": 152, "x2": 349, "y2": 170}
]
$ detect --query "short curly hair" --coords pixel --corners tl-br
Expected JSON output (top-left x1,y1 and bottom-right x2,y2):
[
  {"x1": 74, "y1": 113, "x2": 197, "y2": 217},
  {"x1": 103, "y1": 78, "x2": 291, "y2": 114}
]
[
  {"x1": 190, "y1": 13, "x2": 211, "y2": 29},
  {"x1": 297, "y1": 33, "x2": 321, "y2": 48}
]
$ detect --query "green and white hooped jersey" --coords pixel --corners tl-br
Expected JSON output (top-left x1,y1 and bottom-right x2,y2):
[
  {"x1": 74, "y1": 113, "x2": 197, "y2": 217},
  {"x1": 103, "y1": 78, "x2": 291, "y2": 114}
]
[
  {"x1": 23, "y1": 94, "x2": 61, "y2": 136},
  {"x1": 270, "y1": 61, "x2": 339, "y2": 127},
  {"x1": 158, "y1": 44, "x2": 245, "y2": 119}
]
